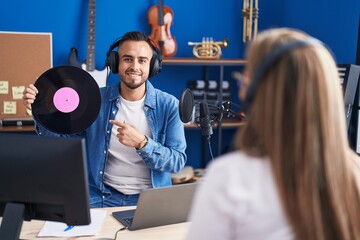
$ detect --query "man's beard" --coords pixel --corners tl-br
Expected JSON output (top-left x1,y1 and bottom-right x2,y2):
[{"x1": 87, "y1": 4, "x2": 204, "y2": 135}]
[
  {"x1": 122, "y1": 80, "x2": 146, "y2": 89},
  {"x1": 120, "y1": 71, "x2": 147, "y2": 89}
]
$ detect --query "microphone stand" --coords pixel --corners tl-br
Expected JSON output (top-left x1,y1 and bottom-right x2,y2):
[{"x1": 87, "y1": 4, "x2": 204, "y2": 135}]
[
  {"x1": 201, "y1": 101, "x2": 245, "y2": 158},
  {"x1": 206, "y1": 101, "x2": 246, "y2": 122},
  {"x1": 181, "y1": 87, "x2": 245, "y2": 166}
]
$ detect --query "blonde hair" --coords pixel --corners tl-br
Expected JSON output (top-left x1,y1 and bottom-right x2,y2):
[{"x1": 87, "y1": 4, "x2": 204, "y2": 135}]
[{"x1": 237, "y1": 28, "x2": 360, "y2": 240}]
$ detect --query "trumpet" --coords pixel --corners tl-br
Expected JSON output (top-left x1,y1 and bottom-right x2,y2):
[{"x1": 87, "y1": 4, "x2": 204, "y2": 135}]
[
  {"x1": 188, "y1": 37, "x2": 228, "y2": 59},
  {"x1": 242, "y1": 0, "x2": 259, "y2": 42}
]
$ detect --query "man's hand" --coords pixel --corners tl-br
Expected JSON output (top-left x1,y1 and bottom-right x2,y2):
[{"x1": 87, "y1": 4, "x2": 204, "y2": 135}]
[
  {"x1": 109, "y1": 120, "x2": 147, "y2": 149},
  {"x1": 22, "y1": 84, "x2": 38, "y2": 110}
]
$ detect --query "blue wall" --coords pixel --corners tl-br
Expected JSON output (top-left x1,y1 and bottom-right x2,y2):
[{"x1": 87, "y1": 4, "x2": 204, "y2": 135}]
[{"x1": 1, "y1": 0, "x2": 359, "y2": 168}]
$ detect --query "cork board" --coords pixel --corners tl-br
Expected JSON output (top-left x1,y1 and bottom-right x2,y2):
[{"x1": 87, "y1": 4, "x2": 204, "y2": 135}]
[{"x1": 0, "y1": 31, "x2": 52, "y2": 119}]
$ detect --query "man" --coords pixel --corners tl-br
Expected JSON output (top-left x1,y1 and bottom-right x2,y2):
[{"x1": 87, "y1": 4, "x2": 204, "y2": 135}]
[{"x1": 23, "y1": 31, "x2": 187, "y2": 207}]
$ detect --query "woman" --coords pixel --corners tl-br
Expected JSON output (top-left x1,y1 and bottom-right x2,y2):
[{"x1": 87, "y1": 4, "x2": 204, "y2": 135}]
[{"x1": 187, "y1": 28, "x2": 360, "y2": 240}]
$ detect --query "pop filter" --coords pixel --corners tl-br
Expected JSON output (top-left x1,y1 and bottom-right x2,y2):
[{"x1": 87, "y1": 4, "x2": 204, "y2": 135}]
[{"x1": 179, "y1": 88, "x2": 194, "y2": 123}]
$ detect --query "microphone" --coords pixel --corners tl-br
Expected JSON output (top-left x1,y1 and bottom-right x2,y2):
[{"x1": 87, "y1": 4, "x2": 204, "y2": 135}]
[
  {"x1": 199, "y1": 101, "x2": 213, "y2": 141},
  {"x1": 179, "y1": 88, "x2": 194, "y2": 123},
  {"x1": 179, "y1": 88, "x2": 246, "y2": 125}
]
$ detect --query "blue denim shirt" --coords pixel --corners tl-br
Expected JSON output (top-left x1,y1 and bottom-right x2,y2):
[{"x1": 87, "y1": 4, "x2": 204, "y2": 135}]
[{"x1": 35, "y1": 81, "x2": 187, "y2": 205}]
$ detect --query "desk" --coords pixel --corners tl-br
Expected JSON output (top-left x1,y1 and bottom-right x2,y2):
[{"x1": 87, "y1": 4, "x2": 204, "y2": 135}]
[{"x1": 15, "y1": 207, "x2": 189, "y2": 240}]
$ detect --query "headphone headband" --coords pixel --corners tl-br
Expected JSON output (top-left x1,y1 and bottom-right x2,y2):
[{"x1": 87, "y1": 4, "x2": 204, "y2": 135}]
[
  {"x1": 105, "y1": 32, "x2": 162, "y2": 77},
  {"x1": 107, "y1": 37, "x2": 122, "y2": 56},
  {"x1": 246, "y1": 39, "x2": 322, "y2": 104}
]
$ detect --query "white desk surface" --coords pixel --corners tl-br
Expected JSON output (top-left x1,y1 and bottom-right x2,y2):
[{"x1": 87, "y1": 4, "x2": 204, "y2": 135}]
[{"x1": 15, "y1": 206, "x2": 189, "y2": 240}]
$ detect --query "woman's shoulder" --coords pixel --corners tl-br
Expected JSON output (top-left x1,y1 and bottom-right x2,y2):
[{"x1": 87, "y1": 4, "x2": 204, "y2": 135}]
[
  {"x1": 209, "y1": 150, "x2": 269, "y2": 171},
  {"x1": 205, "y1": 150, "x2": 272, "y2": 188}
]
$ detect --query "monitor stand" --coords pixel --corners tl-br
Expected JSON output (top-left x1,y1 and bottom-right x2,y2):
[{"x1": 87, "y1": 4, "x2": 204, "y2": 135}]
[{"x1": 0, "y1": 202, "x2": 25, "y2": 240}]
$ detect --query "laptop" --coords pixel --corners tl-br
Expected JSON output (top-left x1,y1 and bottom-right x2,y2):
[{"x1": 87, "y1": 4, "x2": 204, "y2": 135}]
[{"x1": 112, "y1": 183, "x2": 199, "y2": 230}]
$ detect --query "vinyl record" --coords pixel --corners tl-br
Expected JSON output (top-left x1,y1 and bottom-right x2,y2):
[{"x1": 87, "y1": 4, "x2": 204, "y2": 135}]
[{"x1": 32, "y1": 66, "x2": 102, "y2": 134}]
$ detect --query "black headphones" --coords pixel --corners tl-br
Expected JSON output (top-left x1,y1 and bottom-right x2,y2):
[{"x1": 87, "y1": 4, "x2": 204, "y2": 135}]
[
  {"x1": 105, "y1": 32, "x2": 162, "y2": 78},
  {"x1": 245, "y1": 38, "x2": 323, "y2": 108}
]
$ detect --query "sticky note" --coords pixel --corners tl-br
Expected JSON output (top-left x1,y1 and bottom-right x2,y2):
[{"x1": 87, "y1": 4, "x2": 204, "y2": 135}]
[
  {"x1": 12, "y1": 86, "x2": 25, "y2": 99},
  {"x1": 0, "y1": 81, "x2": 9, "y2": 94},
  {"x1": 3, "y1": 101, "x2": 16, "y2": 114}
]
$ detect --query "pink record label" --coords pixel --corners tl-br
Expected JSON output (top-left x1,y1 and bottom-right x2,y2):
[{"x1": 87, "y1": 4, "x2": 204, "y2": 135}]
[{"x1": 53, "y1": 87, "x2": 80, "y2": 113}]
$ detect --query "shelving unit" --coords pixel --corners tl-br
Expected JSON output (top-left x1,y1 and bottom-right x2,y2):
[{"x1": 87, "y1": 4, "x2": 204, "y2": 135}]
[
  {"x1": 163, "y1": 58, "x2": 246, "y2": 165},
  {"x1": 163, "y1": 58, "x2": 247, "y2": 66}
]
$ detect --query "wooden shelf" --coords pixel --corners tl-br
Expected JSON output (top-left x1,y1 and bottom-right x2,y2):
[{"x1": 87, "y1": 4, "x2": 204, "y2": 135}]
[
  {"x1": 184, "y1": 120, "x2": 244, "y2": 129},
  {"x1": 0, "y1": 125, "x2": 35, "y2": 133},
  {"x1": 163, "y1": 58, "x2": 246, "y2": 66}
]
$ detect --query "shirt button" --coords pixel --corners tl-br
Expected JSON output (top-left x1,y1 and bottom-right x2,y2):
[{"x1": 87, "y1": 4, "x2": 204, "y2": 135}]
[
  {"x1": 100, "y1": 171, "x2": 103, "y2": 174},
  {"x1": 104, "y1": 150, "x2": 106, "y2": 154},
  {"x1": 107, "y1": 130, "x2": 110, "y2": 134},
  {"x1": 102, "y1": 195, "x2": 105, "y2": 199}
]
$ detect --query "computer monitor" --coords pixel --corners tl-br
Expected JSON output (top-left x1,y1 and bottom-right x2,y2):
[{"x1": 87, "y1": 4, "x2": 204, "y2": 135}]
[
  {"x1": 0, "y1": 134, "x2": 91, "y2": 240},
  {"x1": 356, "y1": 15, "x2": 360, "y2": 65}
]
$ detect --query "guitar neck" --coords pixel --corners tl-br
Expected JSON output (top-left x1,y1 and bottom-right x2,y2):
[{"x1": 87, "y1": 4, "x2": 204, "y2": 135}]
[{"x1": 87, "y1": 0, "x2": 96, "y2": 71}]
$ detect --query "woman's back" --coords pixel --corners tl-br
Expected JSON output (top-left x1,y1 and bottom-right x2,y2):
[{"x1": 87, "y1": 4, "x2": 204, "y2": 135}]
[
  {"x1": 187, "y1": 151, "x2": 293, "y2": 240},
  {"x1": 187, "y1": 28, "x2": 360, "y2": 240}
]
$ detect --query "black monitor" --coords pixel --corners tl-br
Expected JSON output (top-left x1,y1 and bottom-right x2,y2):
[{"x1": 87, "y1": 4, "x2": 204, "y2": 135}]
[
  {"x1": 0, "y1": 134, "x2": 91, "y2": 240},
  {"x1": 356, "y1": 15, "x2": 360, "y2": 65}
]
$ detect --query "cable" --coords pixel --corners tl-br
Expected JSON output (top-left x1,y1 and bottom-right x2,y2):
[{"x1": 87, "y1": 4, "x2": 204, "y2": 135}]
[
  {"x1": 114, "y1": 227, "x2": 127, "y2": 239},
  {"x1": 207, "y1": 139, "x2": 215, "y2": 162}
]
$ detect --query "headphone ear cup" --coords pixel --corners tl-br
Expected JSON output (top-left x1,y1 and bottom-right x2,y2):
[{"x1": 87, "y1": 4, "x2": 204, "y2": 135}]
[
  {"x1": 148, "y1": 50, "x2": 162, "y2": 78},
  {"x1": 108, "y1": 51, "x2": 119, "y2": 74}
]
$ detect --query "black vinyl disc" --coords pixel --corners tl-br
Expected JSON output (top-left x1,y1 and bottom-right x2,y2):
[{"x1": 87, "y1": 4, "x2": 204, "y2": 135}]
[{"x1": 32, "y1": 66, "x2": 102, "y2": 134}]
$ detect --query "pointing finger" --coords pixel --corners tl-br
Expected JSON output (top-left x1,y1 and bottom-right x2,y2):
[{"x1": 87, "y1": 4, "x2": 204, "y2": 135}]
[{"x1": 109, "y1": 120, "x2": 126, "y2": 128}]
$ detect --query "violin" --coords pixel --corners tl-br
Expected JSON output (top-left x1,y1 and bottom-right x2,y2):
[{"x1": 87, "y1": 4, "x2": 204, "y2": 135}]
[{"x1": 147, "y1": 0, "x2": 177, "y2": 58}]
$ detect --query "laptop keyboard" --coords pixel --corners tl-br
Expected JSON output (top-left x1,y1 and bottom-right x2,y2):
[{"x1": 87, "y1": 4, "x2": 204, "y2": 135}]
[{"x1": 122, "y1": 217, "x2": 134, "y2": 226}]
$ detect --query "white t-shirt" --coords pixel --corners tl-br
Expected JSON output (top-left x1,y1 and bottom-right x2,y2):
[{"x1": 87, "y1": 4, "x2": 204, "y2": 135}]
[
  {"x1": 187, "y1": 150, "x2": 293, "y2": 240},
  {"x1": 104, "y1": 95, "x2": 152, "y2": 195}
]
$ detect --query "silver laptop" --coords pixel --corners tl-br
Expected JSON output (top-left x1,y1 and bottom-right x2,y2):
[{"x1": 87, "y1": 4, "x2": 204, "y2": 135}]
[{"x1": 112, "y1": 183, "x2": 198, "y2": 230}]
